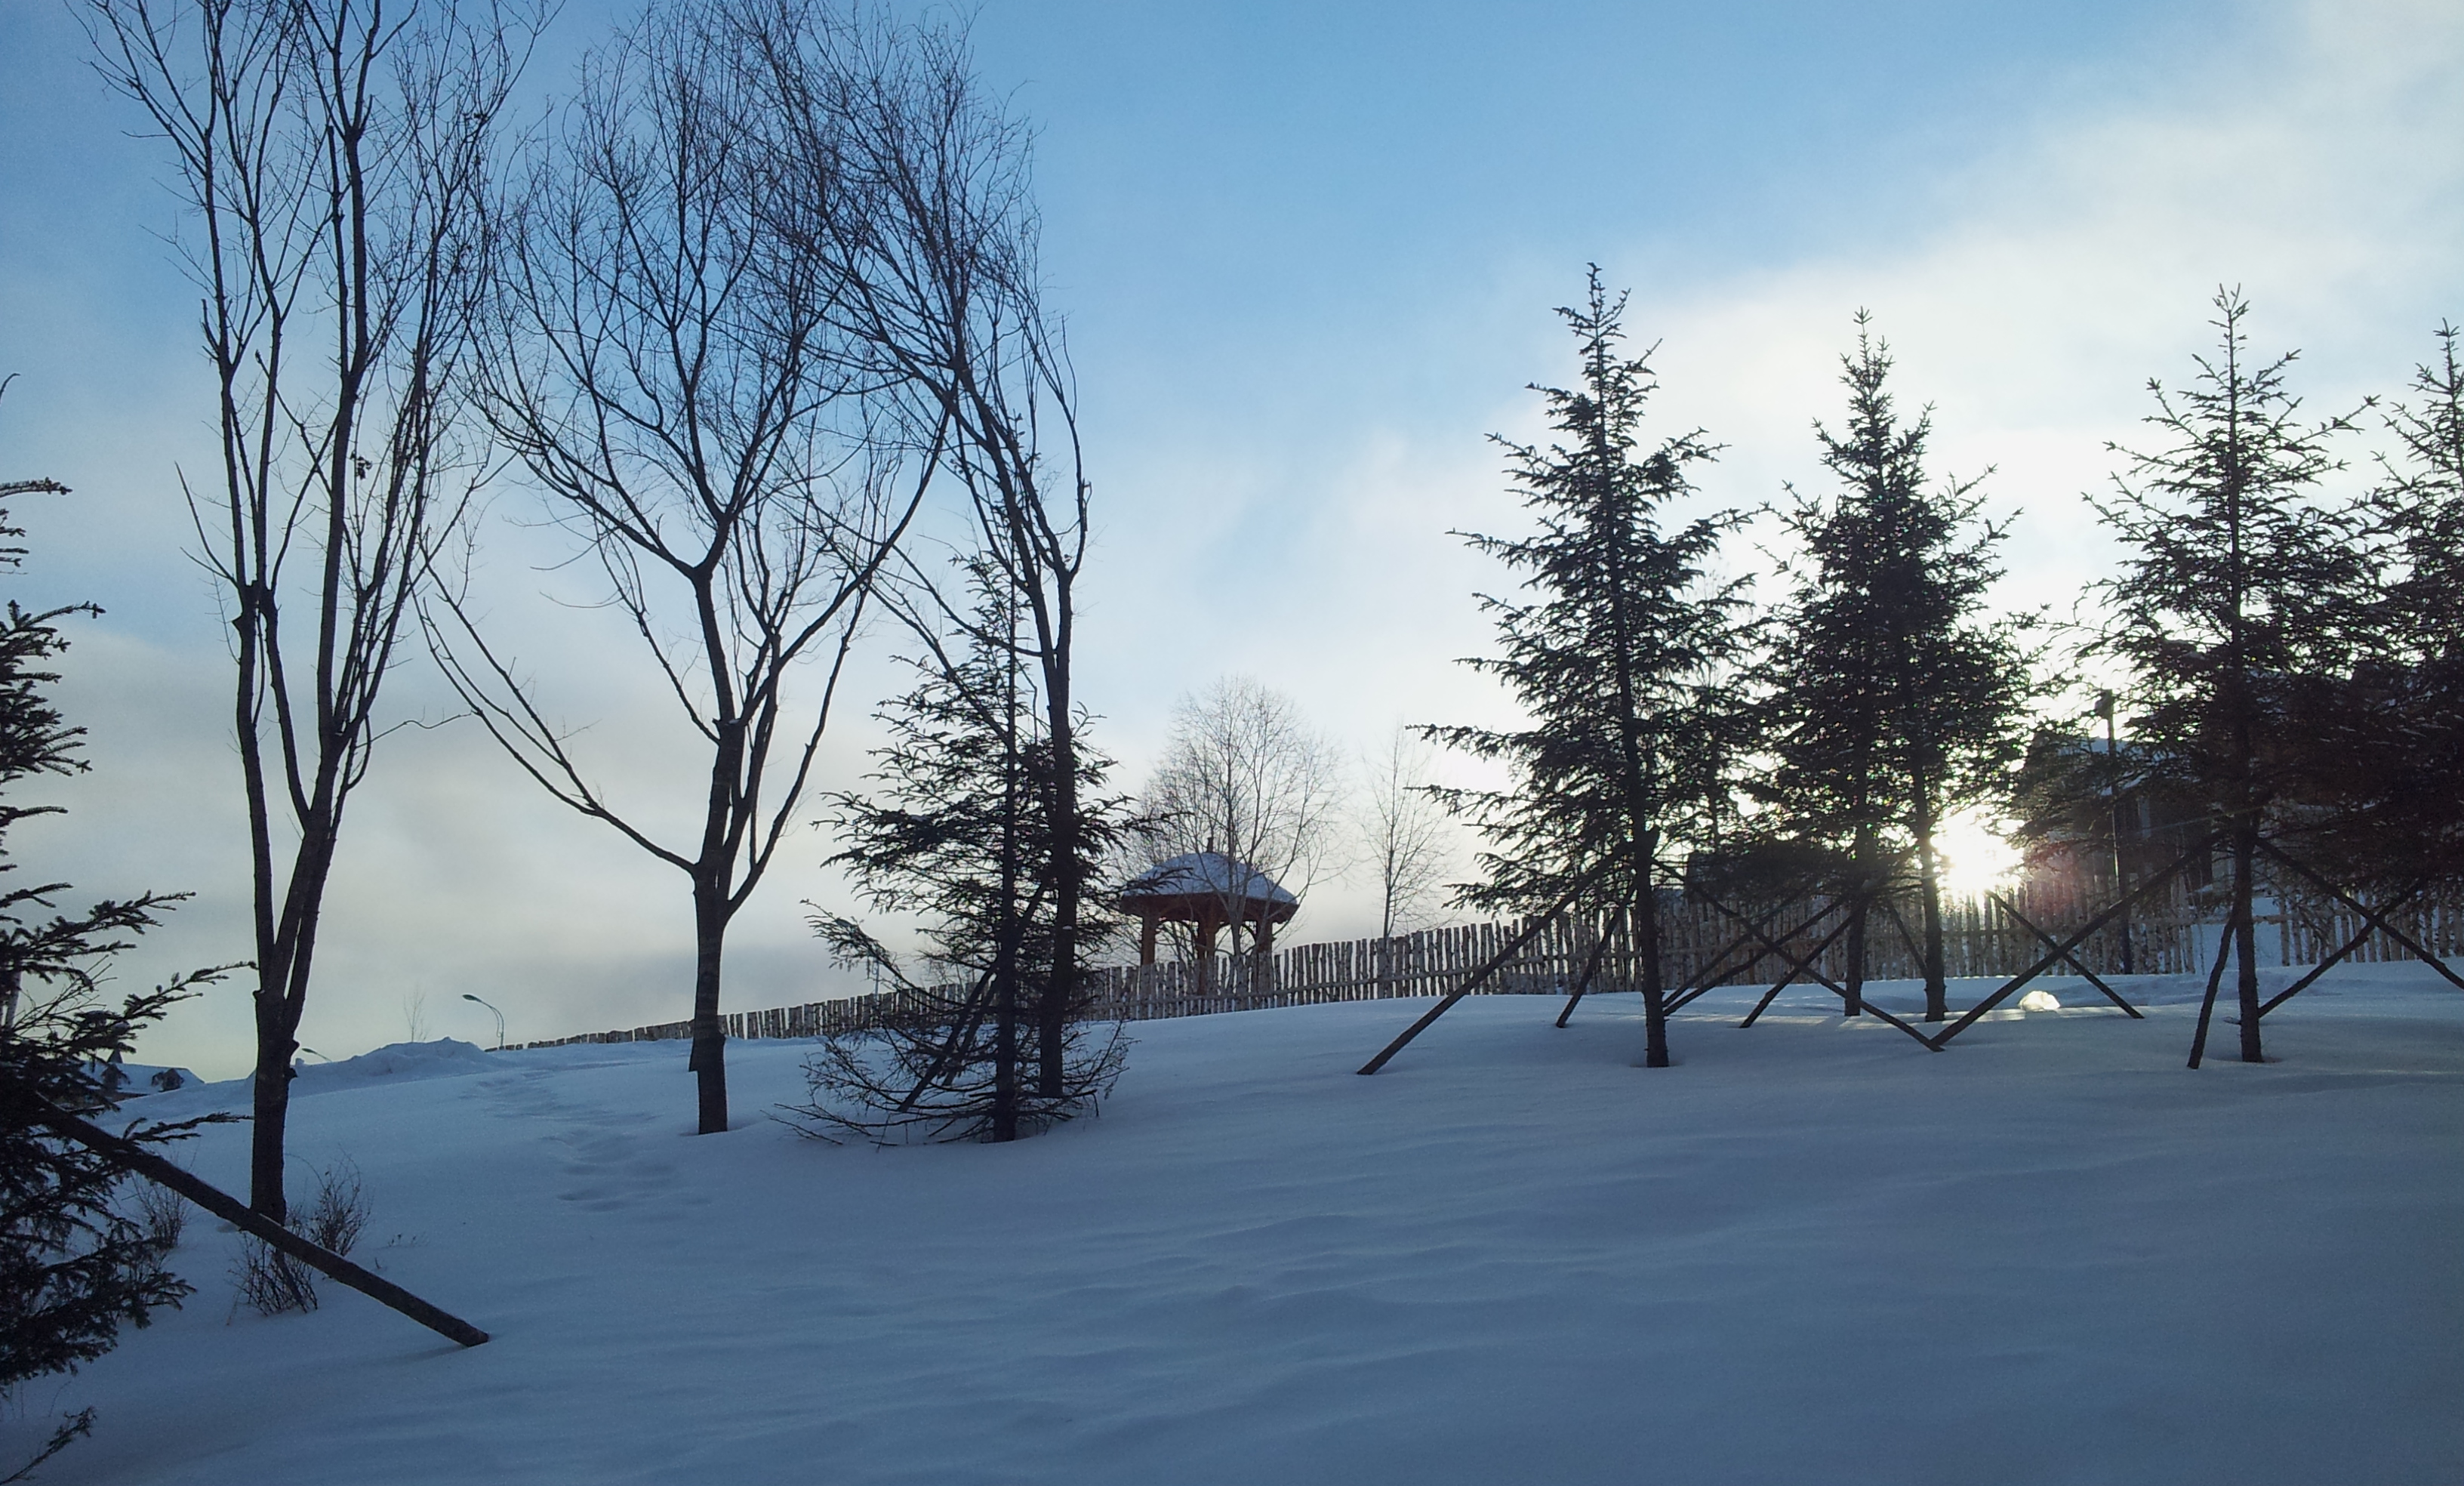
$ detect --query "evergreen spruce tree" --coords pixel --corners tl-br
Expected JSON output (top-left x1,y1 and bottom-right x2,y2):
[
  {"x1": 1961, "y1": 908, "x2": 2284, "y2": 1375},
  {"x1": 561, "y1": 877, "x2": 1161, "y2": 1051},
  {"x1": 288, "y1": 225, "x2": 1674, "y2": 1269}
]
[
  {"x1": 2321, "y1": 324, "x2": 2464, "y2": 882},
  {"x1": 2088, "y1": 289, "x2": 2368, "y2": 1063},
  {"x1": 0, "y1": 466, "x2": 220, "y2": 1474},
  {"x1": 794, "y1": 560, "x2": 1126, "y2": 1142},
  {"x1": 2376, "y1": 325, "x2": 2464, "y2": 659},
  {"x1": 1431, "y1": 270, "x2": 1751, "y2": 1068},
  {"x1": 1760, "y1": 316, "x2": 2032, "y2": 1021}
]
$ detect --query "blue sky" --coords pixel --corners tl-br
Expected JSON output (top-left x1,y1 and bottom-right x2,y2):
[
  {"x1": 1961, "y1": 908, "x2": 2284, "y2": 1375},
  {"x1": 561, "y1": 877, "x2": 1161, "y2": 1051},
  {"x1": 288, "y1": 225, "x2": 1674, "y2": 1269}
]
[{"x1": 2, "y1": 0, "x2": 2458, "y2": 1073}]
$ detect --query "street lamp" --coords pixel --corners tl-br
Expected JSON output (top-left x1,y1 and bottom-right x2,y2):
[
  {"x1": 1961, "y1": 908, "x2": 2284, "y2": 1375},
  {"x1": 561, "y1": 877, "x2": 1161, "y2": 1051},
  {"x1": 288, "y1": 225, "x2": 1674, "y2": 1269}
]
[{"x1": 462, "y1": 993, "x2": 506, "y2": 1052}]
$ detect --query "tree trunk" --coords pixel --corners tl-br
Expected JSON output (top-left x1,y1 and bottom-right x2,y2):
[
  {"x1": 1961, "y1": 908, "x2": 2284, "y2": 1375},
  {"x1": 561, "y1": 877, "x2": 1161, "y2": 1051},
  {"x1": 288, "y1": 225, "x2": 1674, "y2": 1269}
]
[
  {"x1": 992, "y1": 960, "x2": 1018, "y2": 1142},
  {"x1": 2232, "y1": 818, "x2": 2264, "y2": 1063},
  {"x1": 688, "y1": 878, "x2": 729, "y2": 1134},
  {"x1": 2222, "y1": 375, "x2": 2262, "y2": 1065},
  {"x1": 1843, "y1": 899, "x2": 1867, "y2": 1019},
  {"x1": 1911, "y1": 773, "x2": 1949, "y2": 1022},
  {"x1": 996, "y1": 650, "x2": 1024, "y2": 1142},
  {"x1": 249, "y1": 824, "x2": 340, "y2": 1219},
  {"x1": 248, "y1": 1014, "x2": 297, "y2": 1223},
  {"x1": 1038, "y1": 689, "x2": 1076, "y2": 1099},
  {"x1": 1646, "y1": 862, "x2": 1665, "y2": 1069},
  {"x1": 1919, "y1": 859, "x2": 1948, "y2": 1022}
]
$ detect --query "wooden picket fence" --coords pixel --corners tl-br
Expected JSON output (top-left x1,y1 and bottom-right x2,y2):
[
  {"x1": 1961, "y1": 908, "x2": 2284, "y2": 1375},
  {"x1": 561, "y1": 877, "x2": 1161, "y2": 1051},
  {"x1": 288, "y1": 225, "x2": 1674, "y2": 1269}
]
[
  {"x1": 1075, "y1": 880, "x2": 2216, "y2": 1022},
  {"x1": 513, "y1": 876, "x2": 2443, "y2": 1050}
]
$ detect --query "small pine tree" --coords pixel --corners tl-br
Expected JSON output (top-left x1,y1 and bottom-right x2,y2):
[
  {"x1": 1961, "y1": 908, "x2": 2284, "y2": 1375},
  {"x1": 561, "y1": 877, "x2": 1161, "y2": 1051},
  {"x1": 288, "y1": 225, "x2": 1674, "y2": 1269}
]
[
  {"x1": 1430, "y1": 269, "x2": 1752, "y2": 1068},
  {"x1": 2088, "y1": 289, "x2": 2368, "y2": 1062},
  {"x1": 794, "y1": 561, "x2": 1126, "y2": 1142},
  {"x1": 0, "y1": 463, "x2": 220, "y2": 1469},
  {"x1": 1760, "y1": 316, "x2": 2032, "y2": 1020}
]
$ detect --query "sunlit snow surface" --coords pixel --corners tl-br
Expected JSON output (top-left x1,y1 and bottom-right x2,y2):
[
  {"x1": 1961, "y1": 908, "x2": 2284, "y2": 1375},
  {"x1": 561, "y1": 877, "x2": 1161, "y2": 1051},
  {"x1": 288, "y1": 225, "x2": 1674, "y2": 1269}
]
[{"x1": 17, "y1": 964, "x2": 2462, "y2": 1485}]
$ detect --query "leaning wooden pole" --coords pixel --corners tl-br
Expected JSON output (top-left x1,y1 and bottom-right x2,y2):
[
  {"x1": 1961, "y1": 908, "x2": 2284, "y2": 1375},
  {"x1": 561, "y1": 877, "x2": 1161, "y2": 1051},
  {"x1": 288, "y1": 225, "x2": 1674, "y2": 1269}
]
[
  {"x1": 17, "y1": 1092, "x2": 489, "y2": 1348},
  {"x1": 1927, "y1": 834, "x2": 2219, "y2": 1050},
  {"x1": 1358, "y1": 878, "x2": 1597, "y2": 1075},
  {"x1": 1553, "y1": 925, "x2": 1619, "y2": 1028},
  {"x1": 1985, "y1": 891, "x2": 2142, "y2": 1017},
  {"x1": 2258, "y1": 841, "x2": 2464, "y2": 994},
  {"x1": 1664, "y1": 901, "x2": 1813, "y2": 1014},
  {"x1": 1737, "y1": 910, "x2": 1858, "y2": 1028},
  {"x1": 2185, "y1": 908, "x2": 2241, "y2": 1070},
  {"x1": 2256, "y1": 879, "x2": 2432, "y2": 1019},
  {"x1": 1689, "y1": 890, "x2": 1936, "y2": 1048},
  {"x1": 1693, "y1": 889, "x2": 1856, "y2": 1000}
]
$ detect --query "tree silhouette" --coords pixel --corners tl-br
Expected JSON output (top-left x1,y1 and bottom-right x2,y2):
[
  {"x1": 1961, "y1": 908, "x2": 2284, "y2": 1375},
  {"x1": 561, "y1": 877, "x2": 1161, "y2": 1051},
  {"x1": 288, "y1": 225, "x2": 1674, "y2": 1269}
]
[
  {"x1": 1760, "y1": 316, "x2": 2031, "y2": 1020},
  {"x1": 1431, "y1": 270, "x2": 1751, "y2": 1068},
  {"x1": 2088, "y1": 288, "x2": 2367, "y2": 1063}
]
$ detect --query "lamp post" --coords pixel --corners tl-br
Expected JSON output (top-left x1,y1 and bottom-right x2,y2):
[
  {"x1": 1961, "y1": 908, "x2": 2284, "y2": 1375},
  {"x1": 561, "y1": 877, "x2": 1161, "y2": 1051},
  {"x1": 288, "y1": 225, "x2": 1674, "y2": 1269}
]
[{"x1": 462, "y1": 994, "x2": 506, "y2": 1052}]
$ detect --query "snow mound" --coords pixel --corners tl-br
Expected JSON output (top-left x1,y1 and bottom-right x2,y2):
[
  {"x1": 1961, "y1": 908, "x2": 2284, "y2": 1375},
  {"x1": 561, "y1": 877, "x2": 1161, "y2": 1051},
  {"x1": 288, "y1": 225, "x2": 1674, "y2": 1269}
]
[
  {"x1": 302, "y1": 1037, "x2": 497, "y2": 1089},
  {"x1": 2018, "y1": 988, "x2": 2062, "y2": 1011},
  {"x1": 146, "y1": 1038, "x2": 498, "y2": 1114}
]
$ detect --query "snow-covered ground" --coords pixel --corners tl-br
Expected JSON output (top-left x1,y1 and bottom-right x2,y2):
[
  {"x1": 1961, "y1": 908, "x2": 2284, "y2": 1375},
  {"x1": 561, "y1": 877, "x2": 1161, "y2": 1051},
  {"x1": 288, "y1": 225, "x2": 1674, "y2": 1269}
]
[{"x1": 12, "y1": 963, "x2": 2461, "y2": 1485}]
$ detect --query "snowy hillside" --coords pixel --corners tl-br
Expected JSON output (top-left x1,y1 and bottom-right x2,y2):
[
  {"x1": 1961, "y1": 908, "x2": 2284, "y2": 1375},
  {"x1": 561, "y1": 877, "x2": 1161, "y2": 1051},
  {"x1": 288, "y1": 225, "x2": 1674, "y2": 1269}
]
[{"x1": 12, "y1": 965, "x2": 2461, "y2": 1485}]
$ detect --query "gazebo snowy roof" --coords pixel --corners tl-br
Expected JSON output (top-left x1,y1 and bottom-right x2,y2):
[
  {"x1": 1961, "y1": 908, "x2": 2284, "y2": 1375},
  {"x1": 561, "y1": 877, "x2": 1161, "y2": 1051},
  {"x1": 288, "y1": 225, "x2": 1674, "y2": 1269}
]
[
  {"x1": 1120, "y1": 852, "x2": 1299, "y2": 968},
  {"x1": 1119, "y1": 852, "x2": 1298, "y2": 917}
]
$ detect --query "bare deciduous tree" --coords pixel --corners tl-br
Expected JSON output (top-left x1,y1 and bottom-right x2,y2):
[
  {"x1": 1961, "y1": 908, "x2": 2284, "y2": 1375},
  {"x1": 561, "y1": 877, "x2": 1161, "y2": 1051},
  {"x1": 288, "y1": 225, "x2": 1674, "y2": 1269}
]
[
  {"x1": 89, "y1": 0, "x2": 531, "y2": 1216},
  {"x1": 1141, "y1": 677, "x2": 1347, "y2": 956},
  {"x1": 429, "y1": 0, "x2": 926, "y2": 1135},
  {"x1": 1359, "y1": 726, "x2": 1452, "y2": 941},
  {"x1": 749, "y1": 0, "x2": 1104, "y2": 1098}
]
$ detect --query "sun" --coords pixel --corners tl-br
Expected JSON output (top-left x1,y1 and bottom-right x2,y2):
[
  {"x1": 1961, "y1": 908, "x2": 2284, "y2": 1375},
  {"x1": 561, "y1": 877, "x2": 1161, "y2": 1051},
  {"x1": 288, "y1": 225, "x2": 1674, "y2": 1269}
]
[{"x1": 1934, "y1": 810, "x2": 2023, "y2": 899}]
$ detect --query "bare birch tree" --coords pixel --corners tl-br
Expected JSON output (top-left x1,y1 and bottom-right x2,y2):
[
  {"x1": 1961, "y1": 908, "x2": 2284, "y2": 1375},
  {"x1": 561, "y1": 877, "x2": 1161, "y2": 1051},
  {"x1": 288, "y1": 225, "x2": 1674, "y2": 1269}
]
[
  {"x1": 429, "y1": 1, "x2": 926, "y2": 1134},
  {"x1": 747, "y1": 0, "x2": 1104, "y2": 1099},
  {"x1": 88, "y1": 0, "x2": 531, "y2": 1217},
  {"x1": 1359, "y1": 726, "x2": 1452, "y2": 940}
]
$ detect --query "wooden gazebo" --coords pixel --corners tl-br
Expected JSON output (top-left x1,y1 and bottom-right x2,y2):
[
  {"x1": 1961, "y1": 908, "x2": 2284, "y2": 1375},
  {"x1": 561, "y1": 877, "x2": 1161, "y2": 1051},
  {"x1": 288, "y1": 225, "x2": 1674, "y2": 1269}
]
[{"x1": 1120, "y1": 852, "x2": 1299, "y2": 965}]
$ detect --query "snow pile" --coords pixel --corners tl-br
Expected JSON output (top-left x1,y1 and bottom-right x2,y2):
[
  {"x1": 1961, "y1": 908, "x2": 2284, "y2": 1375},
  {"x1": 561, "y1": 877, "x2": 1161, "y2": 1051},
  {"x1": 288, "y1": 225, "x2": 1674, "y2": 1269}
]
[
  {"x1": 294, "y1": 1037, "x2": 498, "y2": 1088},
  {"x1": 13, "y1": 964, "x2": 2460, "y2": 1485},
  {"x1": 144, "y1": 1038, "x2": 499, "y2": 1115}
]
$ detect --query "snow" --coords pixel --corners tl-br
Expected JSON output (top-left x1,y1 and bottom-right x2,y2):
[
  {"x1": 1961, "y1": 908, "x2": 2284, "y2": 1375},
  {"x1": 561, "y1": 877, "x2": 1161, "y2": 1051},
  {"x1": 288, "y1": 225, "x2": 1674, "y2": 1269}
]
[
  {"x1": 12, "y1": 963, "x2": 2461, "y2": 1485},
  {"x1": 125, "y1": 1039, "x2": 501, "y2": 1116},
  {"x1": 1121, "y1": 852, "x2": 1300, "y2": 906}
]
